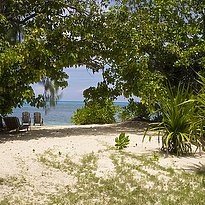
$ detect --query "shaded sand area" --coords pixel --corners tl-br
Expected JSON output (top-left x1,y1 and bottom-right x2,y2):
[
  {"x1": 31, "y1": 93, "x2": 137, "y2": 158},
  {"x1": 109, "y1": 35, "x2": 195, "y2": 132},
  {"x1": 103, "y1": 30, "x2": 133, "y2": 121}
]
[{"x1": 0, "y1": 121, "x2": 205, "y2": 204}]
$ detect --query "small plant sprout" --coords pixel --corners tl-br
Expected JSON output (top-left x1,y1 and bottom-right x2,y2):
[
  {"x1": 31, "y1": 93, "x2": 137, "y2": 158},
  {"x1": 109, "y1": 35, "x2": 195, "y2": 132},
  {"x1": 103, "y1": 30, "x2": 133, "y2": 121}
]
[{"x1": 115, "y1": 132, "x2": 130, "y2": 150}]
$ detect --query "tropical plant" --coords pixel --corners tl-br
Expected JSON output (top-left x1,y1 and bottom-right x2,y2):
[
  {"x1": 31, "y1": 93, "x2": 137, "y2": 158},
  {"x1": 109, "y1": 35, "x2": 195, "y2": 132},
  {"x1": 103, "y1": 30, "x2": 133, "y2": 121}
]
[
  {"x1": 191, "y1": 74, "x2": 205, "y2": 150},
  {"x1": 115, "y1": 132, "x2": 130, "y2": 150},
  {"x1": 3, "y1": 0, "x2": 205, "y2": 118},
  {"x1": 100, "y1": 0, "x2": 205, "y2": 109},
  {"x1": 71, "y1": 100, "x2": 118, "y2": 125},
  {"x1": 145, "y1": 84, "x2": 196, "y2": 155},
  {"x1": 118, "y1": 98, "x2": 150, "y2": 122},
  {"x1": 0, "y1": 0, "x2": 109, "y2": 115},
  {"x1": 71, "y1": 81, "x2": 120, "y2": 125}
]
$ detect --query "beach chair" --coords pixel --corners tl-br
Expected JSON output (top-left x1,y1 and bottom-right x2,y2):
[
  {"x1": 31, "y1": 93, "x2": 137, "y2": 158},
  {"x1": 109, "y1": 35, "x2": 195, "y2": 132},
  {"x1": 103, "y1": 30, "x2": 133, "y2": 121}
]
[
  {"x1": 33, "y1": 112, "x2": 43, "y2": 126},
  {"x1": 22, "y1": 112, "x2": 31, "y2": 130},
  {"x1": 4, "y1": 116, "x2": 29, "y2": 132}
]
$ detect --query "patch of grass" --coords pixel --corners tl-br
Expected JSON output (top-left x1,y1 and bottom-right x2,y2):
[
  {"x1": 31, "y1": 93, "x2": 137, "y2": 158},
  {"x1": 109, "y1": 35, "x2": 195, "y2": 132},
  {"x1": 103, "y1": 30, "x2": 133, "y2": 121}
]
[
  {"x1": 37, "y1": 149, "x2": 205, "y2": 205},
  {"x1": 0, "y1": 175, "x2": 31, "y2": 205},
  {"x1": 2, "y1": 148, "x2": 205, "y2": 205},
  {"x1": 0, "y1": 176, "x2": 27, "y2": 188},
  {"x1": 38, "y1": 149, "x2": 78, "y2": 173},
  {"x1": 0, "y1": 198, "x2": 10, "y2": 205},
  {"x1": 0, "y1": 198, "x2": 34, "y2": 205}
]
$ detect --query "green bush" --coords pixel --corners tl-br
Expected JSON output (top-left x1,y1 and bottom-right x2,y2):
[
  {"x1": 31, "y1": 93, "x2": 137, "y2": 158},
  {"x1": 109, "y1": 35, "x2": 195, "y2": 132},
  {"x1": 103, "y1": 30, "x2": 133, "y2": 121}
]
[
  {"x1": 71, "y1": 100, "x2": 118, "y2": 125},
  {"x1": 115, "y1": 132, "x2": 130, "y2": 150},
  {"x1": 118, "y1": 98, "x2": 150, "y2": 121}
]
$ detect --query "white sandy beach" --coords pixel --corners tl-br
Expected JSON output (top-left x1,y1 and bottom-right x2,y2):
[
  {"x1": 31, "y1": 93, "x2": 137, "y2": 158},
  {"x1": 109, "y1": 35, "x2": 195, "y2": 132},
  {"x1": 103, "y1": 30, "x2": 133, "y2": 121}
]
[{"x1": 0, "y1": 121, "x2": 205, "y2": 203}]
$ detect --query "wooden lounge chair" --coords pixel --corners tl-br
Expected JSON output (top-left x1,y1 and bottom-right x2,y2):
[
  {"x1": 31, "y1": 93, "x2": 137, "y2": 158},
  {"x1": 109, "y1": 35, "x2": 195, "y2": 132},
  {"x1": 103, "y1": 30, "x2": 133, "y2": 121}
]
[
  {"x1": 4, "y1": 116, "x2": 29, "y2": 132},
  {"x1": 22, "y1": 112, "x2": 31, "y2": 130},
  {"x1": 33, "y1": 112, "x2": 43, "y2": 126}
]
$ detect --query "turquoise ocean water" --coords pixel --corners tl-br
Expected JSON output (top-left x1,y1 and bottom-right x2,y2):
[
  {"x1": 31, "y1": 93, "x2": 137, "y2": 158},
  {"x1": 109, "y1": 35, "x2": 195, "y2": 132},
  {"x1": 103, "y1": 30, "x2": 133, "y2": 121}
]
[{"x1": 10, "y1": 101, "x2": 128, "y2": 125}]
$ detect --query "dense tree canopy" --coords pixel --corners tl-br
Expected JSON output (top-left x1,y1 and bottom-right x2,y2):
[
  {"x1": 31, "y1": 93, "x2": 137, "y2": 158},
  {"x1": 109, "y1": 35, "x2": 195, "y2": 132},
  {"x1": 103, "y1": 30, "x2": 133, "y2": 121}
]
[
  {"x1": 97, "y1": 0, "x2": 205, "y2": 107},
  {"x1": 0, "y1": 0, "x2": 108, "y2": 115},
  {"x1": 1, "y1": 0, "x2": 205, "y2": 115}
]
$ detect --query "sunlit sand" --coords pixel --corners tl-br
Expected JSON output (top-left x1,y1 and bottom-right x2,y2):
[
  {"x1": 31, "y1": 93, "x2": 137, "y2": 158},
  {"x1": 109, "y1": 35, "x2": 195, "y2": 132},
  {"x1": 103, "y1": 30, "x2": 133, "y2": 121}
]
[{"x1": 0, "y1": 121, "x2": 204, "y2": 202}]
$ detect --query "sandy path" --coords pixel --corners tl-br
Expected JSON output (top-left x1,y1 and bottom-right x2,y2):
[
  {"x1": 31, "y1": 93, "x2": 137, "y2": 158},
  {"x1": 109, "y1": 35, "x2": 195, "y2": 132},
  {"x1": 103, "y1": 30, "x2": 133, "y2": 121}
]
[{"x1": 0, "y1": 121, "x2": 205, "y2": 203}]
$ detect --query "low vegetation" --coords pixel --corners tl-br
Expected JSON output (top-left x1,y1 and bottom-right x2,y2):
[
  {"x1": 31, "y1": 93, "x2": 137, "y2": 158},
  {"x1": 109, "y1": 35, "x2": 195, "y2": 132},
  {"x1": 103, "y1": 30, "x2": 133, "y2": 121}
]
[
  {"x1": 145, "y1": 84, "x2": 196, "y2": 155},
  {"x1": 144, "y1": 77, "x2": 205, "y2": 156},
  {"x1": 1, "y1": 148, "x2": 205, "y2": 205},
  {"x1": 115, "y1": 132, "x2": 130, "y2": 150},
  {"x1": 71, "y1": 100, "x2": 117, "y2": 125},
  {"x1": 71, "y1": 84, "x2": 119, "y2": 125}
]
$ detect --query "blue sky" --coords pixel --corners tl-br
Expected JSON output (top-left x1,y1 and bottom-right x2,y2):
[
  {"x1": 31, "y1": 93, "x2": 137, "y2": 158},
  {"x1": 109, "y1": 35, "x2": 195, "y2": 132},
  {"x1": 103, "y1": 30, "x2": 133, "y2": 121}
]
[{"x1": 32, "y1": 66, "x2": 129, "y2": 102}]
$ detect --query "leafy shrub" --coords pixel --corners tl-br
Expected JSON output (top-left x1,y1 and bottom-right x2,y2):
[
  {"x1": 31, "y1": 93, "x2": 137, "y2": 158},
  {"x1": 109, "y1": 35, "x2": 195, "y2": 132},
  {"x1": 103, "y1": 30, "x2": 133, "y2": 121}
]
[
  {"x1": 115, "y1": 132, "x2": 130, "y2": 150},
  {"x1": 71, "y1": 82, "x2": 120, "y2": 125},
  {"x1": 71, "y1": 100, "x2": 118, "y2": 125},
  {"x1": 119, "y1": 98, "x2": 150, "y2": 121}
]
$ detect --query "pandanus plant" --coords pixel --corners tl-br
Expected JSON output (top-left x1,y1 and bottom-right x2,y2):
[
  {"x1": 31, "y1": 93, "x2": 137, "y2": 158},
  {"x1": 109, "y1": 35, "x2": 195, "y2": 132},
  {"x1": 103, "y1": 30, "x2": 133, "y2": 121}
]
[
  {"x1": 191, "y1": 74, "x2": 205, "y2": 150},
  {"x1": 145, "y1": 83, "x2": 196, "y2": 155}
]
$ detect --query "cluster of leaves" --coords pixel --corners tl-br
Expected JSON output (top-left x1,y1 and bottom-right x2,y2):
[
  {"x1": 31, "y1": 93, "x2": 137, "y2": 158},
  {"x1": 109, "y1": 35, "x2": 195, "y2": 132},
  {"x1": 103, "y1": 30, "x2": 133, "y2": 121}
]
[
  {"x1": 76, "y1": 0, "x2": 205, "y2": 126},
  {"x1": 192, "y1": 74, "x2": 205, "y2": 149},
  {"x1": 118, "y1": 98, "x2": 150, "y2": 122},
  {"x1": 2, "y1": 0, "x2": 205, "y2": 132},
  {"x1": 145, "y1": 81, "x2": 205, "y2": 155},
  {"x1": 71, "y1": 82, "x2": 119, "y2": 124},
  {"x1": 97, "y1": 0, "x2": 205, "y2": 108},
  {"x1": 156, "y1": 84, "x2": 195, "y2": 155},
  {"x1": 0, "y1": 0, "x2": 110, "y2": 115},
  {"x1": 115, "y1": 132, "x2": 130, "y2": 150},
  {"x1": 71, "y1": 99, "x2": 117, "y2": 125}
]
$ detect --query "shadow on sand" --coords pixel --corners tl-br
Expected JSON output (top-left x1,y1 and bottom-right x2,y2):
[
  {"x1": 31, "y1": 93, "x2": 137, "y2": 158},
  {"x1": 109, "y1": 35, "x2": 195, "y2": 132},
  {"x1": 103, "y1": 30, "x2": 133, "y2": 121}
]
[{"x1": 0, "y1": 121, "x2": 148, "y2": 143}]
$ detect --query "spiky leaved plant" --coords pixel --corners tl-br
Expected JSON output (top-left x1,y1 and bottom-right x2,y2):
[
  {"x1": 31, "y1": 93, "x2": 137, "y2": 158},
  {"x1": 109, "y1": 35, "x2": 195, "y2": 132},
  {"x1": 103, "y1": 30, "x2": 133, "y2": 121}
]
[
  {"x1": 191, "y1": 74, "x2": 205, "y2": 150},
  {"x1": 145, "y1": 84, "x2": 195, "y2": 155}
]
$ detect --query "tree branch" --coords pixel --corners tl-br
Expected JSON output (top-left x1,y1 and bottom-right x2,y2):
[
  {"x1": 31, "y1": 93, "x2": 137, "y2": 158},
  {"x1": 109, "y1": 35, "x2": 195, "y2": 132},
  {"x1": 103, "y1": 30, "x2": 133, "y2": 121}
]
[{"x1": 19, "y1": 13, "x2": 36, "y2": 24}]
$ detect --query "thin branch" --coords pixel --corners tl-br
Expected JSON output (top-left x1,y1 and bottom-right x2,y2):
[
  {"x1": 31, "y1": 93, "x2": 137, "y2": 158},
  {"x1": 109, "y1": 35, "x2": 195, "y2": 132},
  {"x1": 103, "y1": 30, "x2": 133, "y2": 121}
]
[{"x1": 19, "y1": 13, "x2": 36, "y2": 24}]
